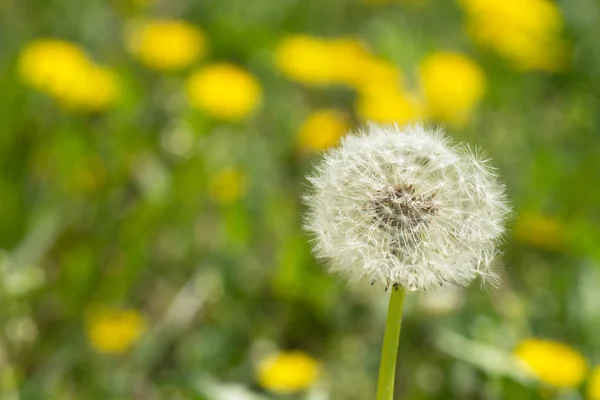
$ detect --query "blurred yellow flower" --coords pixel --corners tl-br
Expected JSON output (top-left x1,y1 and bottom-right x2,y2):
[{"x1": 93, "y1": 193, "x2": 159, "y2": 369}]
[
  {"x1": 298, "y1": 109, "x2": 350, "y2": 152},
  {"x1": 515, "y1": 339, "x2": 587, "y2": 388},
  {"x1": 328, "y1": 38, "x2": 374, "y2": 86},
  {"x1": 353, "y1": 57, "x2": 404, "y2": 94},
  {"x1": 419, "y1": 52, "x2": 485, "y2": 126},
  {"x1": 588, "y1": 366, "x2": 600, "y2": 400},
  {"x1": 274, "y1": 35, "x2": 371, "y2": 87},
  {"x1": 128, "y1": 19, "x2": 206, "y2": 71},
  {"x1": 356, "y1": 84, "x2": 423, "y2": 125},
  {"x1": 274, "y1": 35, "x2": 336, "y2": 85},
  {"x1": 186, "y1": 64, "x2": 262, "y2": 120},
  {"x1": 87, "y1": 309, "x2": 146, "y2": 354},
  {"x1": 18, "y1": 39, "x2": 118, "y2": 111},
  {"x1": 275, "y1": 35, "x2": 410, "y2": 99},
  {"x1": 257, "y1": 351, "x2": 320, "y2": 394},
  {"x1": 63, "y1": 66, "x2": 119, "y2": 111},
  {"x1": 209, "y1": 168, "x2": 246, "y2": 204},
  {"x1": 19, "y1": 40, "x2": 87, "y2": 89},
  {"x1": 460, "y1": 0, "x2": 568, "y2": 72},
  {"x1": 513, "y1": 212, "x2": 564, "y2": 251},
  {"x1": 350, "y1": 54, "x2": 418, "y2": 125}
]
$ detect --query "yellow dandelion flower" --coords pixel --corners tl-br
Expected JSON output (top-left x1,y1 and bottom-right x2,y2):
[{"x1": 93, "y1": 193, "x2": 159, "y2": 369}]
[
  {"x1": 460, "y1": 0, "x2": 568, "y2": 72},
  {"x1": 274, "y1": 34, "x2": 408, "y2": 94},
  {"x1": 186, "y1": 64, "x2": 262, "y2": 120},
  {"x1": 355, "y1": 84, "x2": 423, "y2": 125},
  {"x1": 87, "y1": 67, "x2": 119, "y2": 111},
  {"x1": 87, "y1": 309, "x2": 146, "y2": 354},
  {"x1": 419, "y1": 52, "x2": 485, "y2": 126},
  {"x1": 513, "y1": 212, "x2": 565, "y2": 251},
  {"x1": 274, "y1": 35, "x2": 370, "y2": 86},
  {"x1": 515, "y1": 339, "x2": 587, "y2": 388},
  {"x1": 297, "y1": 109, "x2": 350, "y2": 152},
  {"x1": 128, "y1": 19, "x2": 206, "y2": 71},
  {"x1": 18, "y1": 39, "x2": 119, "y2": 111},
  {"x1": 19, "y1": 39, "x2": 89, "y2": 92},
  {"x1": 209, "y1": 167, "x2": 246, "y2": 205},
  {"x1": 353, "y1": 56, "x2": 404, "y2": 94},
  {"x1": 257, "y1": 351, "x2": 320, "y2": 394},
  {"x1": 62, "y1": 65, "x2": 119, "y2": 111},
  {"x1": 588, "y1": 366, "x2": 600, "y2": 400},
  {"x1": 274, "y1": 35, "x2": 338, "y2": 85},
  {"x1": 327, "y1": 38, "x2": 373, "y2": 86}
]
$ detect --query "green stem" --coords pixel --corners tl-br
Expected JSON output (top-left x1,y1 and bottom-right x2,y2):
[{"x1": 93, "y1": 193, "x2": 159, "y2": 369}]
[{"x1": 376, "y1": 286, "x2": 406, "y2": 400}]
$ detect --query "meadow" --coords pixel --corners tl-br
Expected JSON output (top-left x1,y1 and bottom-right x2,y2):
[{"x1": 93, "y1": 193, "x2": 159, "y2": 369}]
[{"x1": 1, "y1": 0, "x2": 600, "y2": 399}]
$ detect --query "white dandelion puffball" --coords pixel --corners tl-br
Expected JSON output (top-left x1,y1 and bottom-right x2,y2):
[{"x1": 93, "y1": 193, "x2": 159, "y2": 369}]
[{"x1": 304, "y1": 124, "x2": 510, "y2": 291}]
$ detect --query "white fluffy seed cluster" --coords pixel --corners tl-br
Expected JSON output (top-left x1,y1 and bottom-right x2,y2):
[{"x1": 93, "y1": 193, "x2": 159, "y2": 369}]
[{"x1": 304, "y1": 124, "x2": 510, "y2": 291}]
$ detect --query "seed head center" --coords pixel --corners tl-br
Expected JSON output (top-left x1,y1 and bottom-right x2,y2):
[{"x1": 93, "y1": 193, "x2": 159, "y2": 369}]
[{"x1": 371, "y1": 184, "x2": 437, "y2": 230}]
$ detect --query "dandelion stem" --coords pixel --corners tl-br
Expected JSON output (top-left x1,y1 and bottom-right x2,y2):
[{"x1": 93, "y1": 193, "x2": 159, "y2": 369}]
[{"x1": 376, "y1": 286, "x2": 406, "y2": 400}]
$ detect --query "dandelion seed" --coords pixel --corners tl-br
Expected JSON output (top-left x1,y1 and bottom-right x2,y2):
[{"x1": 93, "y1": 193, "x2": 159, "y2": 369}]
[{"x1": 304, "y1": 123, "x2": 510, "y2": 292}]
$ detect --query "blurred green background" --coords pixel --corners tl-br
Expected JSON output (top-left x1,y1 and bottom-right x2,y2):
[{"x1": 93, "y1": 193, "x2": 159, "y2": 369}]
[{"x1": 2, "y1": 0, "x2": 600, "y2": 399}]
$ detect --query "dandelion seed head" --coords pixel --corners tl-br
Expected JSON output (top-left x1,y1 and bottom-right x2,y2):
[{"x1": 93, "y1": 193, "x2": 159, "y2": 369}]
[{"x1": 304, "y1": 123, "x2": 510, "y2": 291}]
